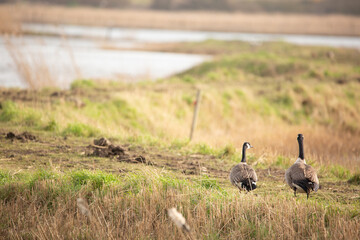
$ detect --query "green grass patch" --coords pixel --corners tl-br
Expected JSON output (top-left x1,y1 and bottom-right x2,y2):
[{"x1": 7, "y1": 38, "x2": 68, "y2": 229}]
[
  {"x1": 348, "y1": 173, "x2": 360, "y2": 185},
  {"x1": 70, "y1": 170, "x2": 119, "y2": 190},
  {"x1": 182, "y1": 93, "x2": 194, "y2": 105},
  {"x1": 29, "y1": 169, "x2": 58, "y2": 188},
  {"x1": 193, "y1": 143, "x2": 216, "y2": 155},
  {"x1": 70, "y1": 79, "x2": 95, "y2": 89},
  {"x1": 196, "y1": 175, "x2": 222, "y2": 191},
  {"x1": 63, "y1": 122, "x2": 99, "y2": 137},
  {"x1": 0, "y1": 170, "x2": 12, "y2": 185},
  {"x1": 0, "y1": 101, "x2": 42, "y2": 127},
  {"x1": 44, "y1": 119, "x2": 59, "y2": 132},
  {"x1": 23, "y1": 109, "x2": 42, "y2": 127},
  {"x1": 180, "y1": 75, "x2": 196, "y2": 84},
  {"x1": 0, "y1": 101, "x2": 18, "y2": 122},
  {"x1": 170, "y1": 138, "x2": 189, "y2": 150},
  {"x1": 218, "y1": 144, "x2": 236, "y2": 158},
  {"x1": 275, "y1": 156, "x2": 291, "y2": 169},
  {"x1": 330, "y1": 165, "x2": 351, "y2": 180}
]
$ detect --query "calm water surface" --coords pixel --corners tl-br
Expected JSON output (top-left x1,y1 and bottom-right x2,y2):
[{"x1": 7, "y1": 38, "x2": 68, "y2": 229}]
[
  {"x1": 1, "y1": 23, "x2": 359, "y2": 89},
  {"x1": 0, "y1": 34, "x2": 208, "y2": 88}
]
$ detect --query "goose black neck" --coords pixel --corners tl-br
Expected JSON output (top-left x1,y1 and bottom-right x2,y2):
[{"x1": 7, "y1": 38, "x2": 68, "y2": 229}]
[
  {"x1": 241, "y1": 144, "x2": 247, "y2": 163},
  {"x1": 298, "y1": 137, "x2": 304, "y2": 160}
]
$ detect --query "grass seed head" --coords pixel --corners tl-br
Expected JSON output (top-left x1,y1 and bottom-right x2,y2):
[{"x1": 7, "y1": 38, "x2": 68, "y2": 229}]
[
  {"x1": 168, "y1": 207, "x2": 191, "y2": 232},
  {"x1": 77, "y1": 197, "x2": 91, "y2": 217}
]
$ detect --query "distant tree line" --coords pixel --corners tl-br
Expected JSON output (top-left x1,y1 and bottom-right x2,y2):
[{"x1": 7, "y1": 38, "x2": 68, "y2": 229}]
[{"x1": 2, "y1": 0, "x2": 360, "y2": 15}]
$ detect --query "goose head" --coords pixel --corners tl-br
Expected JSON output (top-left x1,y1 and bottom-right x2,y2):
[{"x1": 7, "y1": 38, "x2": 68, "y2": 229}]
[
  {"x1": 297, "y1": 134, "x2": 304, "y2": 142},
  {"x1": 241, "y1": 142, "x2": 253, "y2": 163},
  {"x1": 296, "y1": 134, "x2": 306, "y2": 162},
  {"x1": 244, "y1": 142, "x2": 253, "y2": 149}
]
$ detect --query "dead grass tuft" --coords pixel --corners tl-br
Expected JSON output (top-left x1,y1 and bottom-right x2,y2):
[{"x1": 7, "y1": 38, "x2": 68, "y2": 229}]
[{"x1": 0, "y1": 170, "x2": 359, "y2": 239}]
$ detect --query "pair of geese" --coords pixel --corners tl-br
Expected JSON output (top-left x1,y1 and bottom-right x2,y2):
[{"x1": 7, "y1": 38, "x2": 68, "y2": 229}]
[{"x1": 230, "y1": 134, "x2": 320, "y2": 199}]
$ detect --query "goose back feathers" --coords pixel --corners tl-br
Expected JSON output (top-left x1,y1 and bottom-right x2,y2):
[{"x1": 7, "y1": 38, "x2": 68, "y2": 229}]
[
  {"x1": 285, "y1": 134, "x2": 319, "y2": 198},
  {"x1": 285, "y1": 159, "x2": 319, "y2": 193},
  {"x1": 230, "y1": 163, "x2": 258, "y2": 191},
  {"x1": 230, "y1": 142, "x2": 258, "y2": 192}
]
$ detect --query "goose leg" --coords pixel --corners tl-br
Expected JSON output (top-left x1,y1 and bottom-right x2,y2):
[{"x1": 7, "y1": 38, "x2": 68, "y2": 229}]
[
  {"x1": 306, "y1": 191, "x2": 310, "y2": 199},
  {"x1": 293, "y1": 189, "x2": 297, "y2": 197}
]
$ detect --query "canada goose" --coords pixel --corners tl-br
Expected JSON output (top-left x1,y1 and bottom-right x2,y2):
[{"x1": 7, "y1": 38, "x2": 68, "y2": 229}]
[
  {"x1": 230, "y1": 142, "x2": 258, "y2": 192},
  {"x1": 285, "y1": 134, "x2": 319, "y2": 199}
]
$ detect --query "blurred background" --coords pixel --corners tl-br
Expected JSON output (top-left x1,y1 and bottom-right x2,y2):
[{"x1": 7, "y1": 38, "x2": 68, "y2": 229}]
[
  {"x1": 0, "y1": 0, "x2": 359, "y2": 170},
  {"x1": 2, "y1": 0, "x2": 360, "y2": 13},
  {"x1": 1, "y1": 2, "x2": 360, "y2": 238},
  {"x1": 0, "y1": 0, "x2": 360, "y2": 88}
]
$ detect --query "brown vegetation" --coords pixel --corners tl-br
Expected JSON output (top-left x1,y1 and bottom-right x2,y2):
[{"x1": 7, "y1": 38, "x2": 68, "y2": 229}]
[
  {"x1": 8, "y1": 0, "x2": 360, "y2": 14},
  {"x1": 0, "y1": 4, "x2": 359, "y2": 238},
  {"x1": 1, "y1": 180, "x2": 359, "y2": 239},
  {"x1": 1, "y1": 4, "x2": 360, "y2": 36},
  {"x1": 0, "y1": 4, "x2": 20, "y2": 34},
  {"x1": 3, "y1": 36, "x2": 58, "y2": 89}
]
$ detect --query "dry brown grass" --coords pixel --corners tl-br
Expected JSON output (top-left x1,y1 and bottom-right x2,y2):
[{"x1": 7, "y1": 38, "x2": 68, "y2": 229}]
[
  {"x1": 114, "y1": 86, "x2": 360, "y2": 171},
  {"x1": 3, "y1": 36, "x2": 57, "y2": 89},
  {"x1": 0, "y1": 5, "x2": 21, "y2": 34},
  {"x1": 0, "y1": 171, "x2": 359, "y2": 240},
  {"x1": 1, "y1": 3, "x2": 360, "y2": 36}
]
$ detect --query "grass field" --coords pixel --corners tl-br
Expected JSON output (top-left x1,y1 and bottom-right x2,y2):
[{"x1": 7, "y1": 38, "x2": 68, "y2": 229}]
[
  {"x1": 0, "y1": 38, "x2": 360, "y2": 238},
  {"x1": 1, "y1": 4, "x2": 360, "y2": 36}
]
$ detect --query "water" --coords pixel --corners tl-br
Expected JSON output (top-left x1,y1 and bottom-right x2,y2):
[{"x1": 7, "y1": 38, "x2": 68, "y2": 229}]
[
  {"x1": 0, "y1": 35, "x2": 208, "y2": 88},
  {"x1": 1, "y1": 23, "x2": 360, "y2": 89},
  {"x1": 24, "y1": 23, "x2": 360, "y2": 48}
]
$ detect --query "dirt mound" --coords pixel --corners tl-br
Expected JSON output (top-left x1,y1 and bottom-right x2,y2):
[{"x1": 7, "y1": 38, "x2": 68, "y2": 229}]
[
  {"x1": 88, "y1": 138, "x2": 150, "y2": 164},
  {"x1": 6, "y1": 132, "x2": 37, "y2": 141},
  {"x1": 93, "y1": 137, "x2": 112, "y2": 147}
]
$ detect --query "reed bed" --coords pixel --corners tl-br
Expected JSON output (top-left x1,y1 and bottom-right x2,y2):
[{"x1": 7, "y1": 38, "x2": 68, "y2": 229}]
[
  {"x1": 3, "y1": 36, "x2": 58, "y2": 89},
  {"x1": 0, "y1": 4, "x2": 20, "y2": 34},
  {"x1": 1, "y1": 4, "x2": 360, "y2": 36}
]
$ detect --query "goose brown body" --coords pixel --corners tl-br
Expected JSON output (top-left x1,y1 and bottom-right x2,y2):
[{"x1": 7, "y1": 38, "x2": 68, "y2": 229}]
[
  {"x1": 230, "y1": 163, "x2": 258, "y2": 191},
  {"x1": 285, "y1": 134, "x2": 319, "y2": 198},
  {"x1": 285, "y1": 159, "x2": 319, "y2": 192},
  {"x1": 229, "y1": 142, "x2": 258, "y2": 192}
]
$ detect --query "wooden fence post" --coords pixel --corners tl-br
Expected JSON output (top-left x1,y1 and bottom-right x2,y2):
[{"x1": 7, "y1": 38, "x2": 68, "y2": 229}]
[{"x1": 189, "y1": 89, "x2": 201, "y2": 141}]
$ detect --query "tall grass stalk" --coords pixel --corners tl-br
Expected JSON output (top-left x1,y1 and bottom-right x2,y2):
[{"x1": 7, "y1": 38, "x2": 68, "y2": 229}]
[{"x1": 4, "y1": 36, "x2": 57, "y2": 89}]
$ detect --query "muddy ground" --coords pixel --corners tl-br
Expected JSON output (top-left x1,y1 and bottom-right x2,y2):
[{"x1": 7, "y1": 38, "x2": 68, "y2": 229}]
[{"x1": 1, "y1": 130, "x2": 359, "y2": 205}]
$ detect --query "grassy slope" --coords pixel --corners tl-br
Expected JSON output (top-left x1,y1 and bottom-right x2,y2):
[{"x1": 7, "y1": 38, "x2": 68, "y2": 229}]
[{"x1": 0, "y1": 41, "x2": 360, "y2": 239}]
